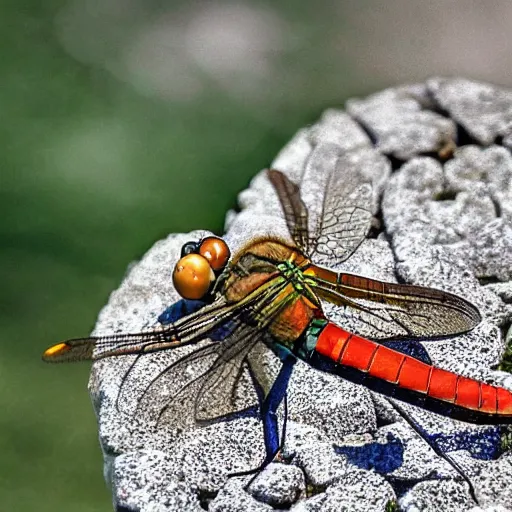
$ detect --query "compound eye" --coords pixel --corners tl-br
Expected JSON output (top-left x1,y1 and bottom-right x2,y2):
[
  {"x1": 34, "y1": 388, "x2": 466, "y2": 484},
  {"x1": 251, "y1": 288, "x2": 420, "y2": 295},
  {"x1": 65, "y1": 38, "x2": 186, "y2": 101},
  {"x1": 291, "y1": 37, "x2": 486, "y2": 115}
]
[
  {"x1": 199, "y1": 237, "x2": 231, "y2": 272},
  {"x1": 173, "y1": 254, "x2": 215, "y2": 300},
  {"x1": 181, "y1": 241, "x2": 200, "y2": 258}
]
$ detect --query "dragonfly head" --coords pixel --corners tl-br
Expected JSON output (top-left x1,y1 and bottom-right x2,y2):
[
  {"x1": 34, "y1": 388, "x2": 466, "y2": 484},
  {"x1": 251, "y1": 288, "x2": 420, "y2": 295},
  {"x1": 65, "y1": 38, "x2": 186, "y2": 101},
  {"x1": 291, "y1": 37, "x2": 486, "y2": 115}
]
[{"x1": 173, "y1": 236, "x2": 231, "y2": 300}]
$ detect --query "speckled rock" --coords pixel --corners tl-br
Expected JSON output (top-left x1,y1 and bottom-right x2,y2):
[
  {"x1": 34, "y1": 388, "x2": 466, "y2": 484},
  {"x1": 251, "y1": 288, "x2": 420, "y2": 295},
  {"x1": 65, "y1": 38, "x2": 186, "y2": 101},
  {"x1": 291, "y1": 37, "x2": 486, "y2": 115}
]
[
  {"x1": 209, "y1": 479, "x2": 274, "y2": 512},
  {"x1": 290, "y1": 469, "x2": 395, "y2": 512},
  {"x1": 428, "y1": 77, "x2": 512, "y2": 148},
  {"x1": 399, "y1": 479, "x2": 475, "y2": 512},
  {"x1": 86, "y1": 78, "x2": 512, "y2": 511},
  {"x1": 291, "y1": 441, "x2": 349, "y2": 487},
  {"x1": 111, "y1": 450, "x2": 202, "y2": 511},
  {"x1": 346, "y1": 84, "x2": 456, "y2": 160},
  {"x1": 246, "y1": 463, "x2": 305, "y2": 507}
]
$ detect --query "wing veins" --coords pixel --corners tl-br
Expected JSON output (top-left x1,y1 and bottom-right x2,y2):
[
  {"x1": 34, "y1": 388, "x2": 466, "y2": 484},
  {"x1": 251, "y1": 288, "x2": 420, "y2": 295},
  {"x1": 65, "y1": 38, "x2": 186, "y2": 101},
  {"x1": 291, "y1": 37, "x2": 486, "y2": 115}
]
[
  {"x1": 313, "y1": 280, "x2": 477, "y2": 340},
  {"x1": 267, "y1": 169, "x2": 310, "y2": 252}
]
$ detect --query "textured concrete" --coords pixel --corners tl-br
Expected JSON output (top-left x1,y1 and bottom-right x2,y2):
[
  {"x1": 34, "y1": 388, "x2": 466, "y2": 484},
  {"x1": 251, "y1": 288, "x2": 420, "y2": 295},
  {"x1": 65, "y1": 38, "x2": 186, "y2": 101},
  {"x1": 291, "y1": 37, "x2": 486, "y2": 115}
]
[{"x1": 87, "y1": 78, "x2": 512, "y2": 511}]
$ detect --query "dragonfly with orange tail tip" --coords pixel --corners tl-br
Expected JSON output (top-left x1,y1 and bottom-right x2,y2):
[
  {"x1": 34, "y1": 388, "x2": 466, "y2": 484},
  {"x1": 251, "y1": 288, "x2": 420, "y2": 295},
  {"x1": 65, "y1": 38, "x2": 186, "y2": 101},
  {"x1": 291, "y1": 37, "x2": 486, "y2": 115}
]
[{"x1": 43, "y1": 168, "x2": 512, "y2": 503}]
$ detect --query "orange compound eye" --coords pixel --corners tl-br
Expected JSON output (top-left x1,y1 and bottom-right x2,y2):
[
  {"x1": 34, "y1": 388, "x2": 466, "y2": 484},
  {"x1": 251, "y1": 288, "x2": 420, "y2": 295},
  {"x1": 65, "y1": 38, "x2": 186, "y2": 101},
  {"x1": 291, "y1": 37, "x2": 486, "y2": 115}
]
[
  {"x1": 172, "y1": 253, "x2": 215, "y2": 300},
  {"x1": 199, "y1": 237, "x2": 230, "y2": 272}
]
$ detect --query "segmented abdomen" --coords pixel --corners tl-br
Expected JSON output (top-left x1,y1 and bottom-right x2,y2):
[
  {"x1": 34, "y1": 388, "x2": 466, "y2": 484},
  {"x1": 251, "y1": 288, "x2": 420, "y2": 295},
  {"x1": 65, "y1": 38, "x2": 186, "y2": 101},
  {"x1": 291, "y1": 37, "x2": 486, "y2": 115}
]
[{"x1": 314, "y1": 322, "x2": 512, "y2": 418}]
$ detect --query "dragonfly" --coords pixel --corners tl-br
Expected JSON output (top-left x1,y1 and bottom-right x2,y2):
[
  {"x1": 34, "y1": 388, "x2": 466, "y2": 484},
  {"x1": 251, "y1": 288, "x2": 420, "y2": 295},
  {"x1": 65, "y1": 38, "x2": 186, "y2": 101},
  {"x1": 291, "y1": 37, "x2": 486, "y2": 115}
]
[{"x1": 43, "y1": 168, "x2": 512, "y2": 502}]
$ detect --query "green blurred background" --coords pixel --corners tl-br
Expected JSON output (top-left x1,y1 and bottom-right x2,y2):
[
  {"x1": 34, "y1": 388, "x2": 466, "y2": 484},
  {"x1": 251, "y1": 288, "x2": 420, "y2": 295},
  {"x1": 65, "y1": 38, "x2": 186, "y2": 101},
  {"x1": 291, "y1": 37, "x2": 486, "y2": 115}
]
[{"x1": 2, "y1": 1, "x2": 512, "y2": 510}]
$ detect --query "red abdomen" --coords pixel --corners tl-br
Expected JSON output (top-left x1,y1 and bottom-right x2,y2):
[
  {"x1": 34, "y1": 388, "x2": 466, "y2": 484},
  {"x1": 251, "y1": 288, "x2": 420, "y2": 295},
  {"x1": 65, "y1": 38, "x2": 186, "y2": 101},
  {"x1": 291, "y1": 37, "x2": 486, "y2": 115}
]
[{"x1": 314, "y1": 322, "x2": 512, "y2": 418}]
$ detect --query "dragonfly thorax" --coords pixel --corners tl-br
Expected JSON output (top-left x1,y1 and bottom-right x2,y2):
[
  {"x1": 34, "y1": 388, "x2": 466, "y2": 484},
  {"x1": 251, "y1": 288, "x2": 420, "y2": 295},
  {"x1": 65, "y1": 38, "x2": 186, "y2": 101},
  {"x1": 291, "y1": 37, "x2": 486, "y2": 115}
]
[
  {"x1": 217, "y1": 239, "x2": 321, "y2": 345},
  {"x1": 221, "y1": 239, "x2": 310, "y2": 302},
  {"x1": 276, "y1": 260, "x2": 313, "y2": 295}
]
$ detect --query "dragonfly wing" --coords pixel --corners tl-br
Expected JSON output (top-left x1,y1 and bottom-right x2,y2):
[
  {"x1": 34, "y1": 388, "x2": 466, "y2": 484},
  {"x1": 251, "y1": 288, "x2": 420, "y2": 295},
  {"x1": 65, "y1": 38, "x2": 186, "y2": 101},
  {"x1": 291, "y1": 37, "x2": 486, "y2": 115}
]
[
  {"x1": 133, "y1": 323, "x2": 270, "y2": 427},
  {"x1": 42, "y1": 296, "x2": 247, "y2": 363},
  {"x1": 42, "y1": 336, "x2": 96, "y2": 362},
  {"x1": 266, "y1": 168, "x2": 375, "y2": 265},
  {"x1": 267, "y1": 169, "x2": 310, "y2": 253},
  {"x1": 314, "y1": 272, "x2": 481, "y2": 340},
  {"x1": 194, "y1": 328, "x2": 263, "y2": 423},
  {"x1": 132, "y1": 279, "x2": 294, "y2": 426},
  {"x1": 115, "y1": 338, "x2": 217, "y2": 417},
  {"x1": 245, "y1": 340, "x2": 282, "y2": 399},
  {"x1": 42, "y1": 330, "x2": 195, "y2": 363},
  {"x1": 310, "y1": 177, "x2": 374, "y2": 266}
]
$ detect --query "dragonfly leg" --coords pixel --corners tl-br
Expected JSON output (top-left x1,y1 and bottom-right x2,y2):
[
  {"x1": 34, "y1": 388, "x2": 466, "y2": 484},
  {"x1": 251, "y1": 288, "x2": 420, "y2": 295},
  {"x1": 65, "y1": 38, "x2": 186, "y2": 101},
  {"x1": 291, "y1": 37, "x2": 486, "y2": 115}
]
[
  {"x1": 229, "y1": 394, "x2": 289, "y2": 493},
  {"x1": 228, "y1": 398, "x2": 285, "y2": 480},
  {"x1": 261, "y1": 356, "x2": 296, "y2": 458},
  {"x1": 256, "y1": 356, "x2": 295, "y2": 457},
  {"x1": 228, "y1": 356, "x2": 295, "y2": 483},
  {"x1": 387, "y1": 399, "x2": 479, "y2": 505}
]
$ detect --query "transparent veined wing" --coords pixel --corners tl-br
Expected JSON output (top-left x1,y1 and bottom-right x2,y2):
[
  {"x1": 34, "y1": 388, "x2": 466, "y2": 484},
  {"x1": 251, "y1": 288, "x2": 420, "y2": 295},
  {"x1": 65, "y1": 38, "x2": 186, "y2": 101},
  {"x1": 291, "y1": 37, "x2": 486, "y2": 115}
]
[
  {"x1": 310, "y1": 269, "x2": 481, "y2": 340},
  {"x1": 42, "y1": 276, "x2": 287, "y2": 363},
  {"x1": 134, "y1": 323, "x2": 266, "y2": 427},
  {"x1": 266, "y1": 168, "x2": 374, "y2": 266},
  {"x1": 267, "y1": 169, "x2": 310, "y2": 254},
  {"x1": 44, "y1": 273, "x2": 294, "y2": 428},
  {"x1": 129, "y1": 279, "x2": 294, "y2": 427}
]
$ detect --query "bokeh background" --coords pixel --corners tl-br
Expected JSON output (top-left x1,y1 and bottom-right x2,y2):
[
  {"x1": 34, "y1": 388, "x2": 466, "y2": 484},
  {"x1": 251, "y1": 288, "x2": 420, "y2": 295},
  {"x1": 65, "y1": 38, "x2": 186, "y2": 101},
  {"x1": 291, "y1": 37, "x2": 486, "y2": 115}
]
[{"x1": 3, "y1": 1, "x2": 512, "y2": 510}]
